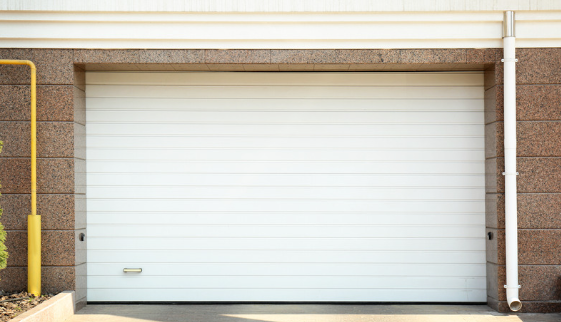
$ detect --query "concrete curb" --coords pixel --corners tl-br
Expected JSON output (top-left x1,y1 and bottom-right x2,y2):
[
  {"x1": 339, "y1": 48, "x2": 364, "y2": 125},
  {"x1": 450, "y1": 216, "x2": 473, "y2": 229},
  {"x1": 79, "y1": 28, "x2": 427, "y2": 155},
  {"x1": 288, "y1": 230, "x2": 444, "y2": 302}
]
[{"x1": 10, "y1": 291, "x2": 75, "y2": 322}]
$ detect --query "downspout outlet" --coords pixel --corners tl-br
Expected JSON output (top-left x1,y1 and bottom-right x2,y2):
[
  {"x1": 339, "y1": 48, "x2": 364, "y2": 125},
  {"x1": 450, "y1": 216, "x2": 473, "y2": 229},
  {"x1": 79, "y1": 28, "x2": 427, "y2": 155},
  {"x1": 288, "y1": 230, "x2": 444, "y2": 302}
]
[{"x1": 509, "y1": 299, "x2": 522, "y2": 312}]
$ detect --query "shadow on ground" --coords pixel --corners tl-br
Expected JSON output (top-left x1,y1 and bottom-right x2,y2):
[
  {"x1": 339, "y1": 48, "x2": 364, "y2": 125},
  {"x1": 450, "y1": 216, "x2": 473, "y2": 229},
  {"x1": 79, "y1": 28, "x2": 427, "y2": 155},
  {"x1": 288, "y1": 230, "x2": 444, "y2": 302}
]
[{"x1": 66, "y1": 304, "x2": 561, "y2": 322}]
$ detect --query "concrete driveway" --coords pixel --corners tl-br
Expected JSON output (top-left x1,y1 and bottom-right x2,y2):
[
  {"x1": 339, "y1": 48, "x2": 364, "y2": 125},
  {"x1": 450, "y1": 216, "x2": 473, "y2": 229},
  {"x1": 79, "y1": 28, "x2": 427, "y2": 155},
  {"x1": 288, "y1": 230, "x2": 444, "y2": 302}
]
[{"x1": 66, "y1": 304, "x2": 561, "y2": 322}]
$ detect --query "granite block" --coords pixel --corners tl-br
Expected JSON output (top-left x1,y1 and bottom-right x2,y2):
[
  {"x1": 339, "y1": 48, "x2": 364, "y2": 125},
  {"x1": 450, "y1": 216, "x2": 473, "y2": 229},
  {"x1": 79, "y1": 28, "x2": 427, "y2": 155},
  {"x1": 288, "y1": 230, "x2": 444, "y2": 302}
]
[
  {"x1": 75, "y1": 263, "x2": 87, "y2": 302},
  {"x1": 493, "y1": 230, "x2": 506, "y2": 266},
  {"x1": 487, "y1": 158, "x2": 561, "y2": 193},
  {"x1": 136, "y1": 64, "x2": 177, "y2": 71},
  {"x1": 171, "y1": 63, "x2": 210, "y2": 71},
  {"x1": 518, "y1": 122, "x2": 561, "y2": 157},
  {"x1": 74, "y1": 123, "x2": 86, "y2": 160},
  {"x1": 518, "y1": 158, "x2": 561, "y2": 193},
  {"x1": 278, "y1": 64, "x2": 315, "y2": 71},
  {"x1": 84, "y1": 63, "x2": 140, "y2": 71},
  {"x1": 517, "y1": 85, "x2": 561, "y2": 121},
  {"x1": 518, "y1": 194, "x2": 561, "y2": 229},
  {"x1": 73, "y1": 65, "x2": 86, "y2": 91},
  {"x1": 485, "y1": 228, "x2": 501, "y2": 264},
  {"x1": 242, "y1": 64, "x2": 280, "y2": 71},
  {"x1": 0, "y1": 49, "x2": 32, "y2": 85},
  {"x1": 75, "y1": 229, "x2": 86, "y2": 265},
  {"x1": 416, "y1": 63, "x2": 484, "y2": 71},
  {"x1": 74, "y1": 158, "x2": 86, "y2": 195},
  {"x1": 486, "y1": 262, "x2": 500, "y2": 301},
  {"x1": 73, "y1": 87, "x2": 86, "y2": 125},
  {"x1": 42, "y1": 266, "x2": 76, "y2": 294},
  {"x1": 398, "y1": 49, "x2": 466, "y2": 64},
  {"x1": 517, "y1": 48, "x2": 561, "y2": 84},
  {"x1": 0, "y1": 194, "x2": 75, "y2": 230},
  {"x1": 271, "y1": 50, "x2": 318, "y2": 64},
  {"x1": 75, "y1": 194, "x2": 86, "y2": 230},
  {"x1": 74, "y1": 49, "x2": 142, "y2": 64},
  {"x1": 5, "y1": 230, "x2": 75, "y2": 266},
  {"x1": 31, "y1": 49, "x2": 74, "y2": 85},
  {"x1": 138, "y1": 50, "x2": 204, "y2": 64},
  {"x1": 313, "y1": 64, "x2": 350, "y2": 71},
  {"x1": 487, "y1": 296, "x2": 500, "y2": 311},
  {"x1": 0, "y1": 85, "x2": 75, "y2": 122},
  {"x1": 0, "y1": 266, "x2": 78, "y2": 295},
  {"x1": 519, "y1": 230, "x2": 561, "y2": 265},
  {"x1": 484, "y1": 64, "x2": 503, "y2": 90},
  {"x1": 0, "y1": 267, "x2": 26, "y2": 291},
  {"x1": 486, "y1": 193, "x2": 561, "y2": 230},
  {"x1": 0, "y1": 122, "x2": 74, "y2": 158},
  {"x1": 519, "y1": 265, "x2": 561, "y2": 301},
  {"x1": 488, "y1": 226, "x2": 561, "y2": 266},
  {"x1": 207, "y1": 64, "x2": 245, "y2": 71},
  {"x1": 340, "y1": 49, "x2": 400, "y2": 64},
  {"x1": 348, "y1": 64, "x2": 387, "y2": 71},
  {"x1": 485, "y1": 193, "x2": 499, "y2": 229},
  {"x1": 484, "y1": 86, "x2": 498, "y2": 125},
  {"x1": 205, "y1": 50, "x2": 270, "y2": 64},
  {"x1": 485, "y1": 157, "x2": 499, "y2": 193},
  {"x1": 270, "y1": 49, "x2": 401, "y2": 65},
  {"x1": 383, "y1": 64, "x2": 425, "y2": 71},
  {"x1": 484, "y1": 68, "x2": 496, "y2": 91},
  {"x1": 467, "y1": 48, "x2": 501, "y2": 65},
  {"x1": 516, "y1": 302, "x2": 561, "y2": 313},
  {"x1": 0, "y1": 158, "x2": 75, "y2": 194},
  {"x1": 494, "y1": 63, "x2": 504, "y2": 87},
  {"x1": 485, "y1": 122, "x2": 499, "y2": 159},
  {"x1": 495, "y1": 85, "x2": 561, "y2": 121}
]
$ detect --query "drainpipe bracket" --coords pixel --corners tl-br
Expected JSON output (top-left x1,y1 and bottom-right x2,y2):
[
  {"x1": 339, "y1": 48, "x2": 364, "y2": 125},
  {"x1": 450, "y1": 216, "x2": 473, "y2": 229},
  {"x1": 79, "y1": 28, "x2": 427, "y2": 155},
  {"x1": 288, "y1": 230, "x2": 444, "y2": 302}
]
[
  {"x1": 502, "y1": 172, "x2": 519, "y2": 176},
  {"x1": 504, "y1": 285, "x2": 522, "y2": 289},
  {"x1": 501, "y1": 58, "x2": 518, "y2": 63}
]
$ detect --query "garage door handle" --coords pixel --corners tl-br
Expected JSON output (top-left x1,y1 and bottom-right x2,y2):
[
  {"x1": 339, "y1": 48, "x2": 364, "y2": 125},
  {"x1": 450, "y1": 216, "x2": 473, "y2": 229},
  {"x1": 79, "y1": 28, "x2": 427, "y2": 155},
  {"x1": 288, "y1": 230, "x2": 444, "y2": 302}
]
[{"x1": 123, "y1": 268, "x2": 142, "y2": 273}]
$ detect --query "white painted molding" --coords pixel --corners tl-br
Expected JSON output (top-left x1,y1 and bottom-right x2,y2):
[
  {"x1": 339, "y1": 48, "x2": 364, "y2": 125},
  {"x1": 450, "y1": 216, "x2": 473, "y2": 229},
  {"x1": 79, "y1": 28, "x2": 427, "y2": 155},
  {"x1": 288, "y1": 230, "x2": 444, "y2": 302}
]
[
  {"x1": 0, "y1": 11, "x2": 560, "y2": 49},
  {"x1": 2, "y1": 0, "x2": 561, "y2": 12}
]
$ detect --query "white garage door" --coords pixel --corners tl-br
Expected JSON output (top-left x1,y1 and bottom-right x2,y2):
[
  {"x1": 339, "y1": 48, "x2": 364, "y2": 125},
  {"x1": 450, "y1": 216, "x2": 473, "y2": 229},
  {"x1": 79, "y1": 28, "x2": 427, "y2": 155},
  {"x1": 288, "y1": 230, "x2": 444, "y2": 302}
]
[{"x1": 86, "y1": 72, "x2": 486, "y2": 302}]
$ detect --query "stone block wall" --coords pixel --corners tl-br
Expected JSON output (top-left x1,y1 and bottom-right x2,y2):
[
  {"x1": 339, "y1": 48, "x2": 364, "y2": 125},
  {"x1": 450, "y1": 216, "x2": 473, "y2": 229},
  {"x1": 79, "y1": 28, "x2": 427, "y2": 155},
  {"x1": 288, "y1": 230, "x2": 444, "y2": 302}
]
[{"x1": 0, "y1": 48, "x2": 560, "y2": 312}]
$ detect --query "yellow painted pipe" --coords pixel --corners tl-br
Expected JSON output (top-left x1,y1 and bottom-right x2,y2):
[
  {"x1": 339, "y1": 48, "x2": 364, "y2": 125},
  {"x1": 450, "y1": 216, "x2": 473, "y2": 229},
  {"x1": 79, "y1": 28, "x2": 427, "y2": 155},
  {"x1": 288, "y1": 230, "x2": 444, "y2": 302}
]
[{"x1": 0, "y1": 60, "x2": 41, "y2": 296}]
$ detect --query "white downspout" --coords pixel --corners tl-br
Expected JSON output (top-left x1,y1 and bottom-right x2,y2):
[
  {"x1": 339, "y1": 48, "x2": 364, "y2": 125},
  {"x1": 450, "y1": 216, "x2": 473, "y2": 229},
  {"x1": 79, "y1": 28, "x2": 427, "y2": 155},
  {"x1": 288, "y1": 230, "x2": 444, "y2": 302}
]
[{"x1": 502, "y1": 11, "x2": 522, "y2": 312}]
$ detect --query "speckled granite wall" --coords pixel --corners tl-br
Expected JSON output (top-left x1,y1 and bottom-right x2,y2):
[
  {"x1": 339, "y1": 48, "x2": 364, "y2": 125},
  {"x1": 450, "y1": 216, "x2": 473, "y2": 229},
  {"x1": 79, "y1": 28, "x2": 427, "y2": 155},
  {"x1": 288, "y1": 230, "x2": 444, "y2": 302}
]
[
  {"x1": 0, "y1": 48, "x2": 559, "y2": 313},
  {"x1": 0, "y1": 49, "x2": 86, "y2": 308},
  {"x1": 484, "y1": 48, "x2": 561, "y2": 313}
]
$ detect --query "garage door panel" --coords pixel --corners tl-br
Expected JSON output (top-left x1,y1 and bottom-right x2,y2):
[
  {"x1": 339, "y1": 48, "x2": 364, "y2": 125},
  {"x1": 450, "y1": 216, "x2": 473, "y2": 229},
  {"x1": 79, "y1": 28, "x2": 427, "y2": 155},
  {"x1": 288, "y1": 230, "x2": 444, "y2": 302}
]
[
  {"x1": 87, "y1": 137, "x2": 483, "y2": 151},
  {"x1": 87, "y1": 288, "x2": 486, "y2": 302},
  {"x1": 88, "y1": 276, "x2": 486, "y2": 290},
  {"x1": 86, "y1": 72, "x2": 485, "y2": 302},
  {"x1": 87, "y1": 173, "x2": 485, "y2": 187},
  {"x1": 89, "y1": 213, "x2": 484, "y2": 226},
  {"x1": 87, "y1": 85, "x2": 483, "y2": 99},
  {"x1": 87, "y1": 98, "x2": 483, "y2": 114},
  {"x1": 87, "y1": 160, "x2": 484, "y2": 174},
  {"x1": 87, "y1": 110, "x2": 483, "y2": 124},
  {"x1": 88, "y1": 186, "x2": 484, "y2": 200},
  {"x1": 88, "y1": 237, "x2": 485, "y2": 251},
  {"x1": 88, "y1": 148, "x2": 485, "y2": 162},
  {"x1": 88, "y1": 199, "x2": 485, "y2": 213},
  {"x1": 88, "y1": 224, "x2": 484, "y2": 238},
  {"x1": 89, "y1": 263, "x2": 486, "y2": 277},
  {"x1": 87, "y1": 72, "x2": 484, "y2": 87},
  {"x1": 88, "y1": 250, "x2": 485, "y2": 264}
]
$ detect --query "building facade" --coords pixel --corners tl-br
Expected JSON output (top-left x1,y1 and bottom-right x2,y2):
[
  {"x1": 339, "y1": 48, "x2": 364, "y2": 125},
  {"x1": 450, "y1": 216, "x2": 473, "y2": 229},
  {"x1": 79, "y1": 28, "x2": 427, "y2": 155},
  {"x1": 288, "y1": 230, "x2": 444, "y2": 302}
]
[{"x1": 0, "y1": 0, "x2": 560, "y2": 313}]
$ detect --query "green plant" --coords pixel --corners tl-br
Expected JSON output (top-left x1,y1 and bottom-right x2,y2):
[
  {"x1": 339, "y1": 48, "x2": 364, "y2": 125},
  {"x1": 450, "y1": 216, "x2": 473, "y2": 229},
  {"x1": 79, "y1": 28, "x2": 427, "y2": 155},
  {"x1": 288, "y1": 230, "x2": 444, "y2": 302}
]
[{"x1": 0, "y1": 141, "x2": 8, "y2": 271}]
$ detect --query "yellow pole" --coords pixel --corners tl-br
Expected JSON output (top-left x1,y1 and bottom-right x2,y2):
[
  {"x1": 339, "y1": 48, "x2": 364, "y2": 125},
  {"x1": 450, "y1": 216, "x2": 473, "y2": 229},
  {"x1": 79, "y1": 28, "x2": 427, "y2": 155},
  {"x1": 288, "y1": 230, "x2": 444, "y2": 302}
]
[{"x1": 0, "y1": 60, "x2": 41, "y2": 296}]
